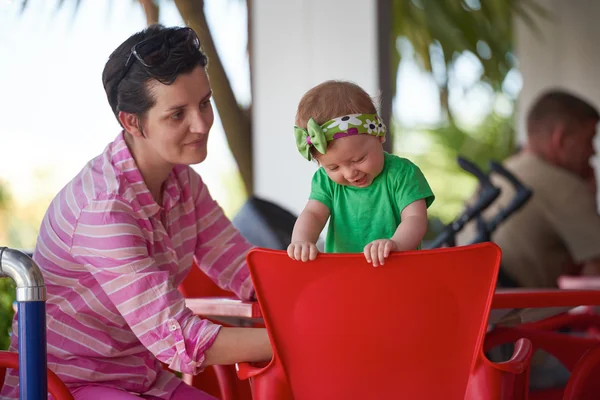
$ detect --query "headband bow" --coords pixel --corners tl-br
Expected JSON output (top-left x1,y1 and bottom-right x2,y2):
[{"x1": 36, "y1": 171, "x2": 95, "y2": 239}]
[{"x1": 293, "y1": 113, "x2": 386, "y2": 161}]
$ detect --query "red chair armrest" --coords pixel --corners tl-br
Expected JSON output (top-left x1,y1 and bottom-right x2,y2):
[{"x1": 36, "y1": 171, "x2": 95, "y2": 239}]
[
  {"x1": 490, "y1": 338, "x2": 532, "y2": 374},
  {"x1": 0, "y1": 351, "x2": 74, "y2": 400},
  {"x1": 0, "y1": 352, "x2": 18, "y2": 370},
  {"x1": 236, "y1": 361, "x2": 268, "y2": 380},
  {"x1": 467, "y1": 338, "x2": 532, "y2": 400},
  {"x1": 236, "y1": 356, "x2": 293, "y2": 400}
]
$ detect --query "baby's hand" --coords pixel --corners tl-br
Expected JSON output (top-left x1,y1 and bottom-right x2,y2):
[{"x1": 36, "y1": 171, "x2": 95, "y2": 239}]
[
  {"x1": 364, "y1": 239, "x2": 398, "y2": 267},
  {"x1": 287, "y1": 242, "x2": 319, "y2": 262}
]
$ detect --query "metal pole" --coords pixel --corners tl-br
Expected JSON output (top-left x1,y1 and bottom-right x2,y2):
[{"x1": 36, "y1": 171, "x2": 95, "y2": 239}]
[{"x1": 0, "y1": 247, "x2": 47, "y2": 400}]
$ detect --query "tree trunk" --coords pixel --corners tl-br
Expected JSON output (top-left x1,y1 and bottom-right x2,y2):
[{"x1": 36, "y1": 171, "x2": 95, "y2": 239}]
[
  {"x1": 138, "y1": 0, "x2": 159, "y2": 25},
  {"x1": 245, "y1": 0, "x2": 253, "y2": 123},
  {"x1": 173, "y1": 0, "x2": 254, "y2": 195},
  {"x1": 377, "y1": 0, "x2": 393, "y2": 153},
  {"x1": 439, "y1": 84, "x2": 455, "y2": 125}
]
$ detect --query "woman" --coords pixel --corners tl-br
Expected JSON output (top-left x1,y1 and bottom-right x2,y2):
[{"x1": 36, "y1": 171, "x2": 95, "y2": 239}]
[{"x1": 0, "y1": 24, "x2": 271, "y2": 399}]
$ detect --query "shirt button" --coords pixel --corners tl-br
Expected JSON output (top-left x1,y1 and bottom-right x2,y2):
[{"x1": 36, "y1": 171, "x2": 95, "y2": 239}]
[{"x1": 169, "y1": 323, "x2": 177, "y2": 331}]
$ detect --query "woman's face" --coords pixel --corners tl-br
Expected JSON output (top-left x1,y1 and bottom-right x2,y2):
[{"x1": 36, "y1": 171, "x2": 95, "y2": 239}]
[{"x1": 141, "y1": 65, "x2": 214, "y2": 166}]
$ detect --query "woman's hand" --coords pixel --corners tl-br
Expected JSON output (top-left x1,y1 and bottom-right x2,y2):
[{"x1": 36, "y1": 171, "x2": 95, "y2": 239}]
[
  {"x1": 287, "y1": 241, "x2": 319, "y2": 262},
  {"x1": 363, "y1": 239, "x2": 398, "y2": 267}
]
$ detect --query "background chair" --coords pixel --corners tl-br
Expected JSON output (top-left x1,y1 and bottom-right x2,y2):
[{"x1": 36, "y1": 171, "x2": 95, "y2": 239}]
[
  {"x1": 562, "y1": 345, "x2": 600, "y2": 400},
  {"x1": 485, "y1": 313, "x2": 600, "y2": 400},
  {"x1": 231, "y1": 196, "x2": 297, "y2": 250},
  {"x1": 0, "y1": 351, "x2": 74, "y2": 400}
]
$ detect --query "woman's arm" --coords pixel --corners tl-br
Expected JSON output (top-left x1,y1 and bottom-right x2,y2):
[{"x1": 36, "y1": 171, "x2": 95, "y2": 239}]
[
  {"x1": 204, "y1": 327, "x2": 272, "y2": 366},
  {"x1": 71, "y1": 198, "x2": 241, "y2": 376}
]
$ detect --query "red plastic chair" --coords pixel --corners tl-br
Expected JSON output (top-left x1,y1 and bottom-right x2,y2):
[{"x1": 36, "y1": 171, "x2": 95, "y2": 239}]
[
  {"x1": 237, "y1": 243, "x2": 532, "y2": 400},
  {"x1": 485, "y1": 313, "x2": 600, "y2": 400},
  {"x1": 178, "y1": 262, "x2": 253, "y2": 400},
  {"x1": 179, "y1": 263, "x2": 237, "y2": 298},
  {"x1": 562, "y1": 345, "x2": 600, "y2": 399},
  {"x1": 0, "y1": 351, "x2": 74, "y2": 399},
  {"x1": 557, "y1": 275, "x2": 600, "y2": 329}
]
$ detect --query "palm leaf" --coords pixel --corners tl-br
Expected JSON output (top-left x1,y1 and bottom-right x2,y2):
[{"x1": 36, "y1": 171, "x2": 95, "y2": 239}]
[
  {"x1": 19, "y1": 0, "x2": 83, "y2": 16},
  {"x1": 391, "y1": 0, "x2": 550, "y2": 104}
]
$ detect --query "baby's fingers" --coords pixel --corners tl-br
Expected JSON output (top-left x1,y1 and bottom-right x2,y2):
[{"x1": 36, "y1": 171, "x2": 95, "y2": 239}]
[
  {"x1": 384, "y1": 241, "x2": 395, "y2": 258},
  {"x1": 370, "y1": 243, "x2": 380, "y2": 267},
  {"x1": 309, "y1": 244, "x2": 319, "y2": 261},
  {"x1": 363, "y1": 243, "x2": 373, "y2": 263},
  {"x1": 378, "y1": 243, "x2": 388, "y2": 266},
  {"x1": 301, "y1": 245, "x2": 312, "y2": 262},
  {"x1": 293, "y1": 245, "x2": 304, "y2": 261},
  {"x1": 287, "y1": 244, "x2": 296, "y2": 259}
]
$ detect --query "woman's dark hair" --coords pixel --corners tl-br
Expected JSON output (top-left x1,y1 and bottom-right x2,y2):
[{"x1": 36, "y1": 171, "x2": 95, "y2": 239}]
[{"x1": 102, "y1": 24, "x2": 208, "y2": 126}]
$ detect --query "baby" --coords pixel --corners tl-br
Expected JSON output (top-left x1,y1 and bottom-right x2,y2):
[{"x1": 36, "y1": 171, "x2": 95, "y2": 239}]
[{"x1": 287, "y1": 80, "x2": 435, "y2": 266}]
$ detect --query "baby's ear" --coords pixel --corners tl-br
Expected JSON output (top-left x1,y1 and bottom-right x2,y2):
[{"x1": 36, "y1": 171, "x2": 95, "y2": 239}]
[{"x1": 379, "y1": 135, "x2": 387, "y2": 144}]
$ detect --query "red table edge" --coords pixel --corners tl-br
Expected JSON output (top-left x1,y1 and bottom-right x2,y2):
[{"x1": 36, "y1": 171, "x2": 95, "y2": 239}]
[
  {"x1": 492, "y1": 288, "x2": 600, "y2": 309},
  {"x1": 185, "y1": 289, "x2": 600, "y2": 320}
]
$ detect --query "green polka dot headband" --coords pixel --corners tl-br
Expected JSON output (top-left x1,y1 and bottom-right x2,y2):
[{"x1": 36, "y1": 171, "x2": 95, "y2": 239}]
[{"x1": 294, "y1": 113, "x2": 386, "y2": 161}]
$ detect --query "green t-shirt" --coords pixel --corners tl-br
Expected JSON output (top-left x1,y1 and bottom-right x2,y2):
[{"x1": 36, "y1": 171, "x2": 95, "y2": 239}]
[{"x1": 309, "y1": 152, "x2": 435, "y2": 253}]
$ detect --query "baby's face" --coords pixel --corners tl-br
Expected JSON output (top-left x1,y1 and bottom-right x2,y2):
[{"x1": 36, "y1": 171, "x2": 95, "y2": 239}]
[{"x1": 316, "y1": 135, "x2": 385, "y2": 188}]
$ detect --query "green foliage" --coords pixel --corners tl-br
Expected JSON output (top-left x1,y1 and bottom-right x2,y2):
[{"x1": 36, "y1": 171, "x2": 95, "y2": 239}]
[
  {"x1": 396, "y1": 106, "x2": 517, "y2": 223},
  {"x1": 0, "y1": 279, "x2": 15, "y2": 350},
  {"x1": 391, "y1": 0, "x2": 549, "y2": 101},
  {"x1": 0, "y1": 184, "x2": 9, "y2": 210},
  {"x1": 390, "y1": 0, "x2": 547, "y2": 228},
  {"x1": 0, "y1": 183, "x2": 16, "y2": 349}
]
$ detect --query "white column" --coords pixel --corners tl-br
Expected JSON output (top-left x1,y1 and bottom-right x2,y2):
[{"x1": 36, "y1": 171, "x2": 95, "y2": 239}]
[{"x1": 251, "y1": 0, "x2": 379, "y2": 215}]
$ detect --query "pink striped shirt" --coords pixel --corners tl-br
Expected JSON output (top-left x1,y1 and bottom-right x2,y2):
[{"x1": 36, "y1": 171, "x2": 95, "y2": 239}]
[{"x1": 0, "y1": 132, "x2": 254, "y2": 398}]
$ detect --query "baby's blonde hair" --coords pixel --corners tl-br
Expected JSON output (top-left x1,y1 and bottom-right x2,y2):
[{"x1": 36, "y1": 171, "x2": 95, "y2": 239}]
[{"x1": 295, "y1": 80, "x2": 379, "y2": 129}]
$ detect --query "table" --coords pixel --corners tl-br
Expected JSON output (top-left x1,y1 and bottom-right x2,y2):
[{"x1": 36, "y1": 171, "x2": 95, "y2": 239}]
[
  {"x1": 558, "y1": 275, "x2": 600, "y2": 290},
  {"x1": 493, "y1": 288, "x2": 600, "y2": 309},
  {"x1": 185, "y1": 297, "x2": 262, "y2": 319},
  {"x1": 185, "y1": 289, "x2": 600, "y2": 326}
]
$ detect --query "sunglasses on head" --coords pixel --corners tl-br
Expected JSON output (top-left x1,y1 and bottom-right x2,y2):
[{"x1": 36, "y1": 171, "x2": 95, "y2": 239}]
[{"x1": 114, "y1": 27, "x2": 200, "y2": 89}]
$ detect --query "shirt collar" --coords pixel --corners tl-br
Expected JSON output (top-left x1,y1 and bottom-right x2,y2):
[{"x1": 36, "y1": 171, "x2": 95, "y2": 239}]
[{"x1": 110, "y1": 131, "x2": 182, "y2": 218}]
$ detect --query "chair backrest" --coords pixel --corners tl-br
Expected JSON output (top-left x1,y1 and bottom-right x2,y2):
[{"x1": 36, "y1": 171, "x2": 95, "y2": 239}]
[{"x1": 247, "y1": 243, "x2": 501, "y2": 400}]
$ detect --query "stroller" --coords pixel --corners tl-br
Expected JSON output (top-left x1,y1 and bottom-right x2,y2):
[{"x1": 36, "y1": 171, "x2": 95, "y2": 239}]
[{"x1": 426, "y1": 156, "x2": 532, "y2": 250}]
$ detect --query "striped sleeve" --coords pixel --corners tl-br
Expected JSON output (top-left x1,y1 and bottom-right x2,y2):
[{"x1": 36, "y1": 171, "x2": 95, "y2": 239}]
[
  {"x1": 70, "y1": 197, "x2": 221, "y2": 375},
  {"x1": 190, "y1": 170, "x2": 255, "y2": 301}
]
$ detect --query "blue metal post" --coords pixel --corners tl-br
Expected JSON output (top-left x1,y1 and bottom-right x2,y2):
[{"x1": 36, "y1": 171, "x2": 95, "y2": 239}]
[
  {"x1": 0, "y1": 247, "x2": 47, "y2": 400},
  {"x1": 17, "y1": 302, "x2": 47, "y2": 400}
]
